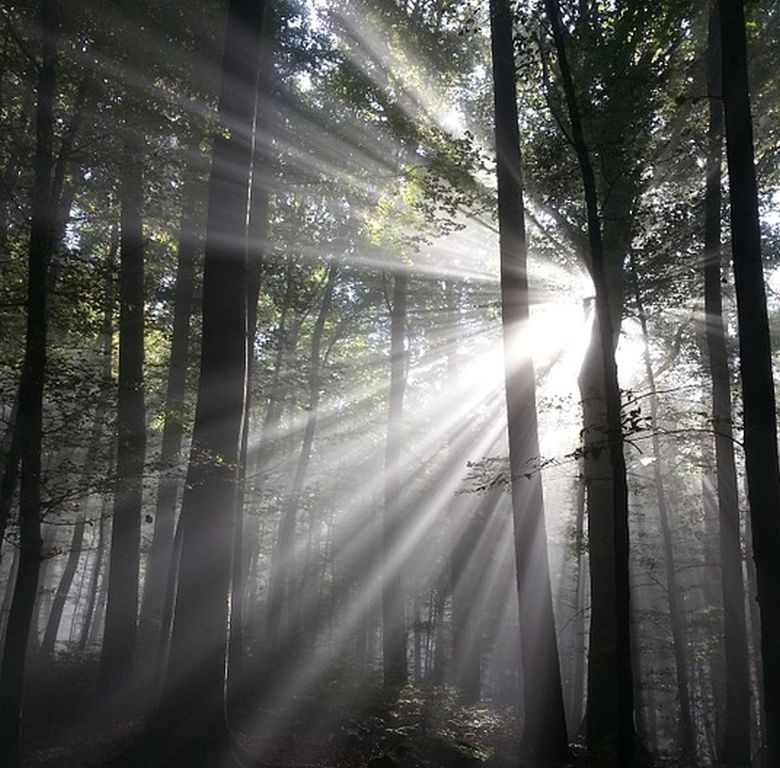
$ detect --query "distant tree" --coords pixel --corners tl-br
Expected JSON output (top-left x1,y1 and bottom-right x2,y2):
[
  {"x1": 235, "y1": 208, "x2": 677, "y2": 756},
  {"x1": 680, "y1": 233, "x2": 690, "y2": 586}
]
[
  {"x1": 628, "y1": 252, "x2": 694, "y2": 758},
  {"x1": 38, "y1": 238, "x2": 116, "y2": 661},
  {"x1": 383, "y1": 270, "x2": 409, "y2": 688}
]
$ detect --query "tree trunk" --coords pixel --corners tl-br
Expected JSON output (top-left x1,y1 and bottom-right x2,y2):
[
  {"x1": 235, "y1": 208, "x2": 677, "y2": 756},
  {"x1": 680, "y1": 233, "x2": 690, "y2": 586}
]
[
  {"x1": 382, "y1": 271, "x2": 408, "y2": 688},
  {"x1": 250, "y1": 257, "x2": 295, "y2": 637},
  {"x1": 720, "y1": 0, "x2": 780, "y2": 763},
  {"x1": 78, "y1": 485, "x2": 109, "y2": 652},
  {"x1": 744, "y1": 521, "x2": 766, "y2": 753},
  {"x1": 0, "y1": 404, "x2": 21, "y2": 566},
  {"x1": 433, "y1": 279, "x2": 457, "y2": 688},
  {"x1": 99, "y1": 126, "x2": 147, "y2": 705},
  {"x1": 0, "y1": 80, "x2": 88, "y2": 562},
  {"x1": 227, "y1": 67, "x2": 272, "y2": 701},
  {"x1": 490, "y1": 0, "x2": 568, "y2": 757},
  {"x1": 629, "y1": 255, "x2": 695, "y2": 758},
  {"x1": 451, "y1": 492, "x2": 491, "y2": 702},
  {"x1": 157, "y1": 0, "x2": 267, "y2": 761},
  {"x1": 0, "y1": 547, "x2": 19, "y2": 639},
  {"x1": 292, "y1": 265, "x2": 338, "y2": 639},
  {"x1": 568, "y1": 468, "x2": 587, "y2": 736},
  {"x1": 704, "y1": 7, "x2": 752, "y2": 763},
  {"x1": 0, "y1": 1, "x2": 57, "y2": 762},
  {"x1": 140, "y1": 142, "x2": 200, "y2": 648},
  {"x1": 38, "y1": 518, "x2": 86, "y2": 659},
  {"x1": 544, "y1": 0, "x2": 634, "y2": 761}
]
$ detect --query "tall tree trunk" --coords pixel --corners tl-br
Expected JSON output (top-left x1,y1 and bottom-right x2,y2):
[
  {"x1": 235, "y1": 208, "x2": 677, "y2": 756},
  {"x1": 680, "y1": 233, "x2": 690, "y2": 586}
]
[
  {"x1": 434, "y1": 279, "x2": 457, "y2": 688},
  {"x1": 382, "y1": 271, "x2": 408, "y2": 688},
  {"x1": 228, "y1": 61, "x2": 273, "y2": 699},
  {"x1": 98, "y1": 126, "x2": 147, "y2": 705},
  {"x1": 140, "y1": 143, "x2": 200, "y2": 647},
  {"x1": 490, "y1": 0, "x2": 568, "y2": 757},
  {"x1": 700, "y1": 429, "x2": 726, "y2": 748},
  {"x1": 704, "y1": 6, "x2": 751, "y2": 763},
  {"x1": 292, "y1": 265, "x2": 338, "y2": 638},
  {"x1": 629, "y1": 256, "x2": 695, "y2": 758},
  {"x1": 259, "y1": 261, "x2": 302, "y2": 649},
  {"x1": 38, "y1": 519, "x2": 85, "y2": 659},
  {"x1": 0, "y1": 1, "x2": 57, "y2": 763},
  {"x1": 157, "y1": 0, "x2": 266, "y2": 761},
  {"x1": 451, "y1": 492, "x2": 492, "y2": 702},
  {"x1": 250, "y1": 257, "x2": 295, "y2": 637},
  {"x1": 78, "y1": 484, "x2": 109, "y2": 652},
  {"x1": 544, "y1": 0, "x2": 634, "y2": 761},
  {"x1": 720, "y1": 0, "x2": 780, "y2": 763}
]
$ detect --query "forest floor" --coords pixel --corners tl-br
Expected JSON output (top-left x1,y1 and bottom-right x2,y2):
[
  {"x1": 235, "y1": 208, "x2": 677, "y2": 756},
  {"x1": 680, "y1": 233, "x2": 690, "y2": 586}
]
[{"x1": 19, "y1": 653, "x2": 692, "y2": 768}]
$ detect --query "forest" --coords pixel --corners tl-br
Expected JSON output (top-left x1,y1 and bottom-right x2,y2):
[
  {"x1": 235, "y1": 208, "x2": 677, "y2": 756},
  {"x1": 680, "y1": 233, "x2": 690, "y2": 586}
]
[{"x1": 0, "y1": 0, "x2": 778, "y2": 766}]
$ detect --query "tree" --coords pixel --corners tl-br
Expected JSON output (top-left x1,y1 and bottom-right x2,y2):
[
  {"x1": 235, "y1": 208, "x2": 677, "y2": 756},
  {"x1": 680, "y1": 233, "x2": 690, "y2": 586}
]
[
  {"x1": 720, "y1": 0, "x2": 780, "y2": 762},
  {"x1": 155, "y1": 0, "x2": 267, "y2": 761},
  {"x1": 139, "y1": 137, "x2": 201, "y2": 651},
  {"x1": 703, "y1": 4, "x2": 751, "y2": 763},
  {"x1": 383, "y1": 270, "x2": 409, "y2": 688},
  {"x1": 38, "y1": 238, "x2": 116, "y2": 660},
  {"x1": 628, "y1": 253, "x2": 694, "y2": 757},
  {"x1": 98, "y1": 106, "x2": 147, "y2": 705},
  {"x1": 489, "y1": 0, "x2": 568, "y2": 759},
  {"x1": 544, "y1": 0, "x2": 634, "y2": 761},
  {"x1": 0, "y1": 0, "x2": 57, "y2": 763}
]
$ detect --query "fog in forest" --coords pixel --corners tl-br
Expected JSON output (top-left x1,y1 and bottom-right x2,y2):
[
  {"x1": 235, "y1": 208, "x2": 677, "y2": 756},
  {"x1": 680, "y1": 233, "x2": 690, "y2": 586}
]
[{"x1": 0, "y1": 1, "x2": 779, "y2": 767}]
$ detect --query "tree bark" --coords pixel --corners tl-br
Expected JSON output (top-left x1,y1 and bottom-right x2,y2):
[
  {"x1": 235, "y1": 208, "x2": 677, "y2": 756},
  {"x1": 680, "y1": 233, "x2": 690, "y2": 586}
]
[
  {"x1": 719, "y1": 0, "x2": 780, "y2": 763},
  {"x1": 490, "y1": 0, "x2": 568, "y2": 757},
  {"x1": 0, "y1": 1, "x2": 57, "y2": 763}
]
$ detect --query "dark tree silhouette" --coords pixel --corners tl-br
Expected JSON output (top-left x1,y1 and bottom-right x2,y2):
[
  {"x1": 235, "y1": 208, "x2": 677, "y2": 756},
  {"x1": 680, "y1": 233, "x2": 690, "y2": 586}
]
[
  {"x1": 489, "y1": 0, "x2": 568, "y2": 759},
  {"x1": 720, "y1": 0, "x2": 780, "y2": 763},
  {"x1": 704, "y1": 5, "x2": 751, "y2": 763},
  {"x1": 544, "y1": 0, "x2": 634, "y2": 761},
  {"x1": 0, "y1": 0, "x2": 58, "y2": 763},
  {"x1": 156, "y1": 0, "x2": 268, "y2": 762}
]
